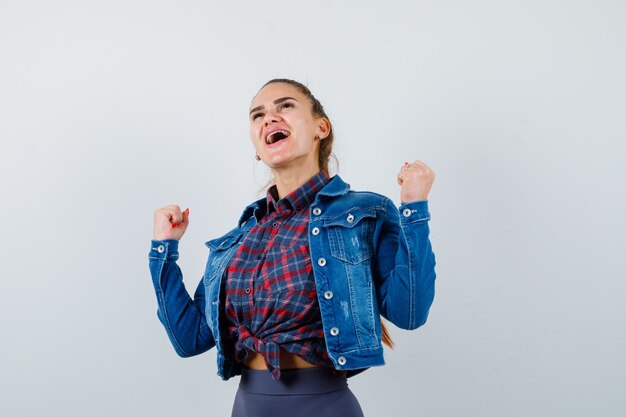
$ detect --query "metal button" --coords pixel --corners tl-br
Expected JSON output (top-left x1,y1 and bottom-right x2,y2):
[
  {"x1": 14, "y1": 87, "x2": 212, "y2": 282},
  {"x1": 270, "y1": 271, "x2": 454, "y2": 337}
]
[
  {"x1": 324, "y1": 290, "x2": 333, "y2": 300},
  {"x1": 317, "y1": 258, "x2": 327, "y2": 267},
  {"x1": 403, "y1": 208, "x2": 412, "y2": 217},
  {"x1": 347, "y1": 214, "x2": 355, "y2": 223},
  {"x1": 312, "y1": 207, "x2": 322, "y2": 216},
  {"x1": 157, "y1": 245, "x2": 165, "y2": 253},
  {"x1": 312, "y1": 227, "x2": 320, "y2": 236},
  {"x1": 330, "y1": 327, "x2": 339, "y2": 336},
  {"x1": 337, "y1": 356, "x2": 346, "y2": 366},
  {"x1": 245, "y1": 288, "x2": 251, "y2": 294}
]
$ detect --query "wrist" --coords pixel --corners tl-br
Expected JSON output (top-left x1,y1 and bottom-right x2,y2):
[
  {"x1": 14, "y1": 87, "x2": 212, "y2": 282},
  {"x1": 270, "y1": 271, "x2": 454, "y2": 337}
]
[
  {"x1": 400, "y1": 194, "x2": 429, "y2": 204},
  {"x1": 154, "y1": 234, "x2": 179, "y2": 241}
]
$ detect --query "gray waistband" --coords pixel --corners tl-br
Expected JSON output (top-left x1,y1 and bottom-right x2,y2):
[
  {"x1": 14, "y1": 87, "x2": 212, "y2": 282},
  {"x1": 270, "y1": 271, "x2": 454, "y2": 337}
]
[{"x1": 239, "y1": 368, "x2": 348, "y2": 395}]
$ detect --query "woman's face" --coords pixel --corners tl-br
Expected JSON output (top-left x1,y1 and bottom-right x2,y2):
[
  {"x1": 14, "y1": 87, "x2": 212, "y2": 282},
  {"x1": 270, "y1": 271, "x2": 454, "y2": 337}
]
[{"x1": 249, "y1": 83, "x2": 328, "y2": 170}]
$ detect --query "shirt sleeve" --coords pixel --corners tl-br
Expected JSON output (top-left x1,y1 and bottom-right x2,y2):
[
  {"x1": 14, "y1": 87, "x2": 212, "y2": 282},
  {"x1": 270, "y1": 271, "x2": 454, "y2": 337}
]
[
  {"x1": 373, "y1": 199, "x2": 436, "y2": 330},
  {"x1": 148, "y1": 239, "x2": 215, "y2": 356}
]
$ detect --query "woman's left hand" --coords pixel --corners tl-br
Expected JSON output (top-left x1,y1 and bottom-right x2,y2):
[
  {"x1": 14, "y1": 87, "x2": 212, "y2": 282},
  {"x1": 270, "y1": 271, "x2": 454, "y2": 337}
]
[{"x1": 397, "y1": 160, "x2": 436, "y2": 203}]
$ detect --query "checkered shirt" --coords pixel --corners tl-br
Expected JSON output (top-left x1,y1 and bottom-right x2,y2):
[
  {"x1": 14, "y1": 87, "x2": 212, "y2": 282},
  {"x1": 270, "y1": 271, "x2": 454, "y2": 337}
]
[{"x1": 221, "y1": 171, "x2": 335, "y2": 379}]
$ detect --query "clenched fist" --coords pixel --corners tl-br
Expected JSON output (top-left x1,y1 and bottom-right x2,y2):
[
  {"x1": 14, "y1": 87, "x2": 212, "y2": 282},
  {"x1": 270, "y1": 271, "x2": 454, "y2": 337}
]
[
  {"x1": 153, "y1": 205, "x2": 190, "y2": 241},
  {"x1": 397, "y1": 160, "x2": 435, "y2": 203}
]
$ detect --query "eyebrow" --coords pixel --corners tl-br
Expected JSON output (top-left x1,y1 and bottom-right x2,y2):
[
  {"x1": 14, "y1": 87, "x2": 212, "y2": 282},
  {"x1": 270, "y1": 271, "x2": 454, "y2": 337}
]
[{"x1": 249, "y1": 96, "x2": 298, "y2": 115}]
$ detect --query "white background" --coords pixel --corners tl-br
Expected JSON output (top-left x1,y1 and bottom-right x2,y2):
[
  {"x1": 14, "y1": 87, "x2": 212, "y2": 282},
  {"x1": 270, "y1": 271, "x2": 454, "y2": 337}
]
[{"x1": 1, "y1": 1, "x2": 625, "y2": 416}]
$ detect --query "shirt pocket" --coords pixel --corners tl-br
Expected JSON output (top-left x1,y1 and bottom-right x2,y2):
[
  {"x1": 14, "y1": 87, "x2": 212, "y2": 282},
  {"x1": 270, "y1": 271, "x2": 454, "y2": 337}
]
[
  {"x1": 323, "y1": 209, "x2": 377, "y2": 264},
  {"x1": 263, "y1": 243, "x2": 314, "y2": 293}
]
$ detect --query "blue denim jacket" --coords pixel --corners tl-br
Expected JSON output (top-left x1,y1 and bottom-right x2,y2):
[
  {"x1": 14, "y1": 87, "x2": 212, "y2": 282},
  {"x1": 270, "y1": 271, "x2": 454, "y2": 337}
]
[{"x1": 149, "y1": 175, "x2": 436, "y2": 380}]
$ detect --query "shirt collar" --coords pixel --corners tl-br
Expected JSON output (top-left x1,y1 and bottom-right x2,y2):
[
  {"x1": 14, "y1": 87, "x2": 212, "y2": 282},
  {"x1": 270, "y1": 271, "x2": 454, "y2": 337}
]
[
  {"x1": 266, "y1": 170, "x2": 330, "y2": 214},
  {"x1": 237, "y1": 174, "x2": 351, "y2": 227}
]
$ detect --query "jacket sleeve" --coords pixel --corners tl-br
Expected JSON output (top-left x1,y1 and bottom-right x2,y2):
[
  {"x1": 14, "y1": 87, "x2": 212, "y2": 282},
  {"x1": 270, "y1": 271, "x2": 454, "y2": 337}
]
[
  {"x1": 373, "y1": 199, "x2": 436, "y2": 330},
  {"x1": 148, "y1": 239, "x2": 215, "y2": 357}
]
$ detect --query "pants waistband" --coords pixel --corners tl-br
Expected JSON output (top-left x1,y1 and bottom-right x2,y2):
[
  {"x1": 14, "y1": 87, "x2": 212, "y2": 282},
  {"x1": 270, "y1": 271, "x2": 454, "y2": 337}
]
[{"x1": 239, "y1": 367, "x2": 348, "y2": 395}]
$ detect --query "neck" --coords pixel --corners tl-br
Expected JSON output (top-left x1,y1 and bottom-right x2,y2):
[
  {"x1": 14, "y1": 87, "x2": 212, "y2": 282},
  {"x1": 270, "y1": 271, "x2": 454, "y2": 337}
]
[{"x1": 272, "y1": 163, "x2": 322, "y2": 199}]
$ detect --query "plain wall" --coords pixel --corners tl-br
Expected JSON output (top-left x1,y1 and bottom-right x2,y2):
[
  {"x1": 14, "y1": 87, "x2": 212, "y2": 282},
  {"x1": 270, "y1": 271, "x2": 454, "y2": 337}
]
[{"x1": 1, "y1": 1, "x2": 625, "y2": 416}]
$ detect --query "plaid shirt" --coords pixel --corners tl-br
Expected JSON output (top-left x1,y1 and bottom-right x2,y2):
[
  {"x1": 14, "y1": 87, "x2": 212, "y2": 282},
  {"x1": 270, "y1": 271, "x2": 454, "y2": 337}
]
[{"x1": 221, "y1": 171, "x2": 335, "y2": 379}]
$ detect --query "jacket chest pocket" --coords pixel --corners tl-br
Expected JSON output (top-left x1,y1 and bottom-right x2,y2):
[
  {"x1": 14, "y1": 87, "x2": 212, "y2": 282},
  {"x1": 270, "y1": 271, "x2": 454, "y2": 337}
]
[
  {"x1": 323, "y1": 209, "x2": 376, "y2": 264},
  {"x1": 203, "y1": 232, "x2": 243, "y2": 335},
  {"x1": 204, "y1": 232, "x2": 242, "y2": 285}
]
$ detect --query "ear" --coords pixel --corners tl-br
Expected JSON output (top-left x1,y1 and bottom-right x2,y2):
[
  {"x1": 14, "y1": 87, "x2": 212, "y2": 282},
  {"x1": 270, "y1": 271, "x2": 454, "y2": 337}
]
[{"x1": 317, "y1": 117, "x2": 331, "y2": 139}]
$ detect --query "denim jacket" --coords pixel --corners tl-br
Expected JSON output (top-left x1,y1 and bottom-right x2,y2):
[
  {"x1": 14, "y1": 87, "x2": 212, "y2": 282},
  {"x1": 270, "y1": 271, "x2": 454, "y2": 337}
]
[{"x1": 149, "y1": 175, "x2": 436, "y2": 380}]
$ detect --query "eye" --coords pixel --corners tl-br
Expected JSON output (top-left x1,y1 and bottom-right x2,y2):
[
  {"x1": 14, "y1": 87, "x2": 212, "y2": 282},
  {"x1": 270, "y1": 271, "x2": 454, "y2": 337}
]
[
  {"x1": 251, "y1": 112, "x2": 264, "y2": 121},
  {"x1": 279, "y1": 101, "x2": 294, "y2": 110}
]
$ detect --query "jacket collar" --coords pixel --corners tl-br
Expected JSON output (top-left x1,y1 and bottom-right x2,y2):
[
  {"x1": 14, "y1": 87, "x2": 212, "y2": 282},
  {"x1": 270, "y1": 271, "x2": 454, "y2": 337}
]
[
  {"x1": 316, "y1": 175, "x2": 351, "y2": 199},
  {"x1": 237, "y1": 175, "x2": 351, "y2": 227},
  {"x1": 237, "y1": 197, "x2": 265, "y2": 227}
]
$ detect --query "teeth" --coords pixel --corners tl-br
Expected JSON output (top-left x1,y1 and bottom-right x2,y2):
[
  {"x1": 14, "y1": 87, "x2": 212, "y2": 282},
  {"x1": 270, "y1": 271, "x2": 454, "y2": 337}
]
[{"x1": 265, "y1": 130, "x2": 290, "y2": 144}]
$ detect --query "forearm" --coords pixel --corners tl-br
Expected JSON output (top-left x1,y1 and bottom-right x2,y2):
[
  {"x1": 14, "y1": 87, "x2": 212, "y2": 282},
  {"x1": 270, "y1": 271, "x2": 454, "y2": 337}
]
[
  {"x1": 377, "y1": 200, "x2": 437, "y2": 330},
  {"x1": 149, "y1": 239, "x2": 215, "y2": 356}
]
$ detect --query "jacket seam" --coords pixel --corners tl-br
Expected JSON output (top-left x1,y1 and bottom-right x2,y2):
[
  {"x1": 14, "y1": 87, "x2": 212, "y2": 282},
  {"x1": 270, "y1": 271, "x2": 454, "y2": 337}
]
[
  {"x1": 408, "y1": 214, "x2": 415, "y2": 329},
  {"x1": 318, "y1": 204, "x2": 386, "y2": 221}
]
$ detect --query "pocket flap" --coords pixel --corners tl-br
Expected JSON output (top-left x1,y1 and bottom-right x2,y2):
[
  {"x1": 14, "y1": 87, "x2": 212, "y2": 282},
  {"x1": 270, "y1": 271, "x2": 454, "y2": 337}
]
[
  {"x1": 205, "y1": 230, "x2": 242, "y2": 251},
  {"x1": 322, "y1": 209, "x2": 377, "y2": 228}
]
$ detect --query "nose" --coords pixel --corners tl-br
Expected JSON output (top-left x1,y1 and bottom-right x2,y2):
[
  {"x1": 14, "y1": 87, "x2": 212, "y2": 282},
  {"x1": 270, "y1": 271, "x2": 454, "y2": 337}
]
[{"x1": 263, "y1": 110, "x2": 281, "y2": 126}]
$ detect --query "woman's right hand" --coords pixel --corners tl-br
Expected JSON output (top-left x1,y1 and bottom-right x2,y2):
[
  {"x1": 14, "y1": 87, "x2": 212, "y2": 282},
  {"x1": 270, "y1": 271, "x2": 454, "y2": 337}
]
[{"x1": 153, "y1": 205, "x2": 190, "y2": 241}]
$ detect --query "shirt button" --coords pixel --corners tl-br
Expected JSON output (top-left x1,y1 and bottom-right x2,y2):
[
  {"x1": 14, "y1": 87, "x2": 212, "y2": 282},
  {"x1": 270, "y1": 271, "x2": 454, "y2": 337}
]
[
  {"x1": 272, "y1": 222, "x2": 278, "y2": 228},
  {"x1": 330, "y1": 327, "x2": 339, "y2": 336},
  {"x1": 346, "y1": 214, "x2": 355, "y2": 223},
  {"x1": 317, "y1": 258, "x2": 327, "y2": 267},
  {"x1": 312, "y1": 207, "x2": 322, "y2": 216},
  {"x1": 403, "y1": 208, "x2": 412, "y2": 217},
  {"x1": 324, "y1": 290, "x2": 333, "y2": 300},
  {"x1": 156, "y1": 245, "x2": 165, "y2": 253},
  {"x1": 337, "y1": 356, "x2": 346, "y2": 366},
  {"x1": 312, "y1": 227, "x2": 320, "y2": 236},
  {"x1": 245, "y1": 288, "x2": 251, "y2": 294}
]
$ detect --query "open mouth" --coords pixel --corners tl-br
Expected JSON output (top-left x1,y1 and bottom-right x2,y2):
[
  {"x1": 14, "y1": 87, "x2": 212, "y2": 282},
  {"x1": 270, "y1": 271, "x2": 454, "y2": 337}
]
[{"x1": 265, "y1": 130, "x2": 290, "y2": 145}]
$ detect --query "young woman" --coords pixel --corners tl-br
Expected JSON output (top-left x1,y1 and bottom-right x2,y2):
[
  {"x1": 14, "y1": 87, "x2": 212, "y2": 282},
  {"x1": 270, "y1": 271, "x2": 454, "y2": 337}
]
[{"x1": 149, "y1": 79, "x2": 436, "y2": 417}]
